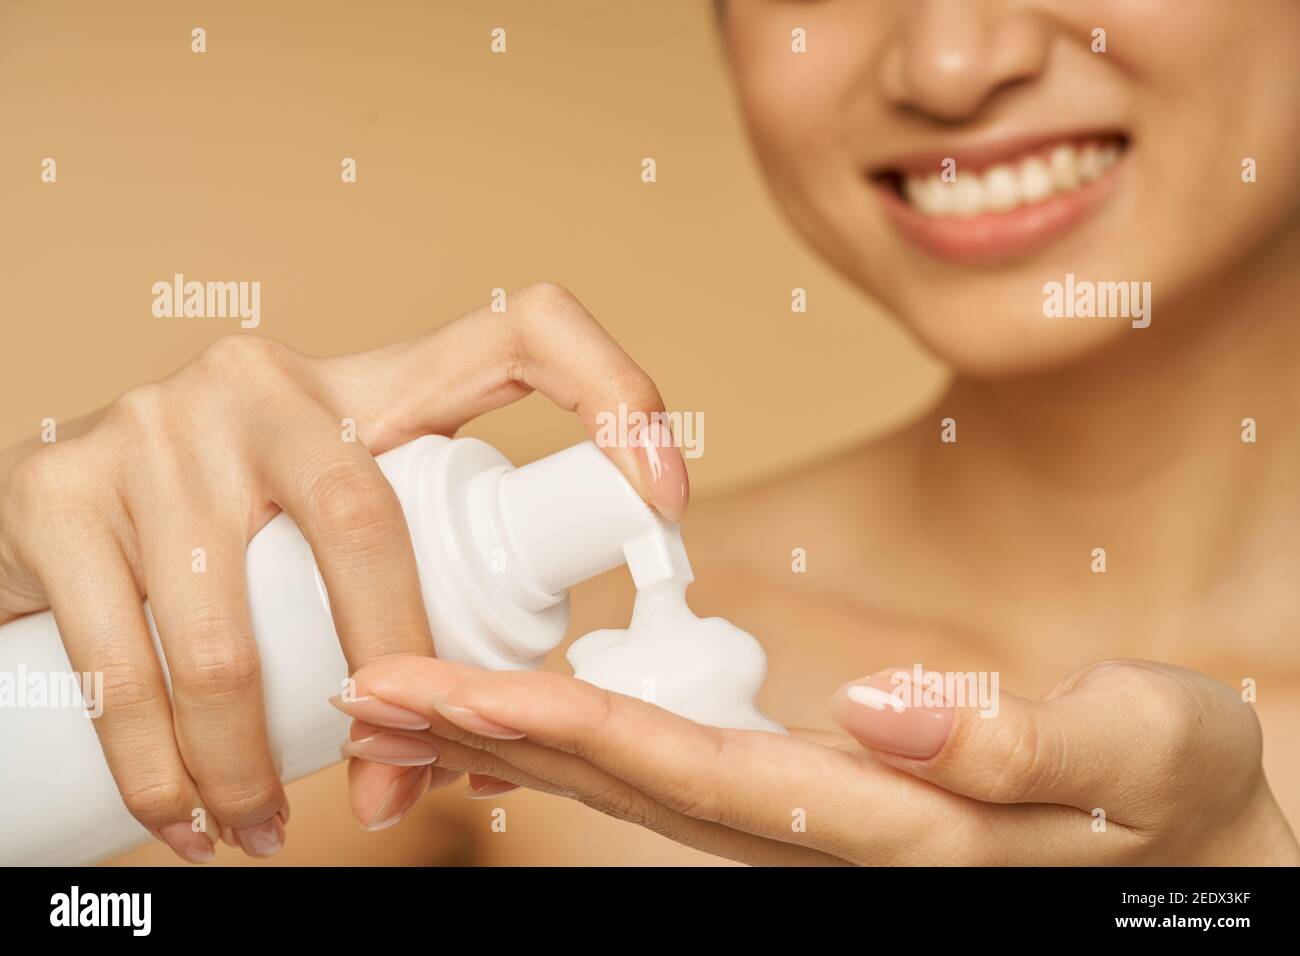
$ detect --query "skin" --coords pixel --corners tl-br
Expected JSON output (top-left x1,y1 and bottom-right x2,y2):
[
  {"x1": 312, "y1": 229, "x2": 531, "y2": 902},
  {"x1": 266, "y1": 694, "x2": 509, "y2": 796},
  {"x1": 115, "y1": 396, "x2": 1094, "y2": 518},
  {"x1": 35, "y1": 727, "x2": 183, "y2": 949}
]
[
  {"x1": 8, "y1": 0, "x2": 1299, "y2": 865},
  {"x1": 0, "y1": 283, "x2": 688, "y2": 862},
  {"x1": 334, "y1": 0, "x2": 1300, "y2": 864}
]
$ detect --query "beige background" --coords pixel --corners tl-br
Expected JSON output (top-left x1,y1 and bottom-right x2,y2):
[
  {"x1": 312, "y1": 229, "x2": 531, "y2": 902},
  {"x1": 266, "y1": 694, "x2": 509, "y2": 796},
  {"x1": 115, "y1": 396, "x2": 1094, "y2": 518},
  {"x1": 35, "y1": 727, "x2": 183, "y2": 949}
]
[{"x1": 0, "y1": 0, "x2": 945, "y2": 864}]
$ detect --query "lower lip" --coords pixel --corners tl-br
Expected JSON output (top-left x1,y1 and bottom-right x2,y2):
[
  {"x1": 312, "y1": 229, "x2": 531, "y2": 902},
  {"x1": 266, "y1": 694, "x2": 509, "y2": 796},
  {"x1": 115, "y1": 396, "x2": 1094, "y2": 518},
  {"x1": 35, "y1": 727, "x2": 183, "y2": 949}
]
[{"x1": 873, "y1": 154, "x2": 1127, "y2": 265}]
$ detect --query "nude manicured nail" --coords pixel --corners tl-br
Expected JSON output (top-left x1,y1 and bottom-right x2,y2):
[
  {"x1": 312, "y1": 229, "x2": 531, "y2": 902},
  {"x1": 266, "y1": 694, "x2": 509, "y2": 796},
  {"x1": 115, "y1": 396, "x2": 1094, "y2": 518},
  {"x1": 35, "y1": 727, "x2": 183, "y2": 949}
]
[
  {"x1": 632, "y1": 421, "x2": 689, "y2": 523},
  {"x1": 831, "y1": 673, "x2": 955, "y2": 759},
  {"x1": 158, "y1": 820, "x2": 215, "y2": 864},
  {"x1": 329, "y1": 694, "x2": 430, "y2": 730},
  {"x1": 343, "y1": 732, "x2": 441, "y2": 766},
  {"x1": 364, "y1": 765, "x2": 432, "y2": 832},
  {"x1": 466, "y1": 777, "x2": 520, "y2": 800},
  {"x1": 235, "y1": 814, "x2": 285, "y2": 857},
  {"x1": 433, "y1": 701, "x2": 526, "y2": 740}
]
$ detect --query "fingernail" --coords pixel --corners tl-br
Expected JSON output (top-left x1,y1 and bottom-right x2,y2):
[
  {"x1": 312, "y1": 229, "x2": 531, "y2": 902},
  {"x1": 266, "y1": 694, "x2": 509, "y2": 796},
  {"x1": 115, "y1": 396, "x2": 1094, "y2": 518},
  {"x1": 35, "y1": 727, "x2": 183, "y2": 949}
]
[
  {"x1": 364, "y1": 765, "x2": 432, "y2": 832},
  {"x1": 632, "y1": 420, "x2": 689, "y2": 523},
  {"x1": 831, "y1": 672, "x2": 954, "y2": 759},
  {"x1": 235, "y1": 814, "x2": 285, "y2": 857},
  {"x1": 466, "y1": 775, "x2": 520, "y2": 800},
  {"x1": 342, "y1": 732, "x2": 441, "y2": 766},
  {"x1": 158, "y1": 820, "x2": 216, "y2": 864},
  {"x1": 433, "y1": 700, "x2": 526, "y2": 740},
  {"x1": 329, "y1": 694, "x2": 430, "y2": 731}
]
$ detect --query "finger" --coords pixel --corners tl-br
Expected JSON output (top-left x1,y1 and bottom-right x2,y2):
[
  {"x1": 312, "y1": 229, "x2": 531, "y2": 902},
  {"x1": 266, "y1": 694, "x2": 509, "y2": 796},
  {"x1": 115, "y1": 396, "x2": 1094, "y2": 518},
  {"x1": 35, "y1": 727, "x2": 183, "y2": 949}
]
[
  {"x1": 345, "y1": 720, "x2": 844, "y2": 866},
  {"x1": 254, "y1": 397, "x2": 436, "y2": 669},
  {"x1": 312, "y1": 282, "x2": 689, "y2": 521},
  {"x1": 36, "y1": 529, "x2": 217, "y2": 864},
  {"x1": 128, "y1": 488, "x2": 289, "y2": 857},
  {"x1": 344, "y1": 655, "x2": 926, "y2": 859},
  {"x1": 328, "y1": 688, "x2": 467, "y2": 826},
  {"x1": 829, "y1": 662, "x2": 1258, "y2": 822},
  {"x1": 345, "y1": 755, "x2": 461, "y2": 832}
]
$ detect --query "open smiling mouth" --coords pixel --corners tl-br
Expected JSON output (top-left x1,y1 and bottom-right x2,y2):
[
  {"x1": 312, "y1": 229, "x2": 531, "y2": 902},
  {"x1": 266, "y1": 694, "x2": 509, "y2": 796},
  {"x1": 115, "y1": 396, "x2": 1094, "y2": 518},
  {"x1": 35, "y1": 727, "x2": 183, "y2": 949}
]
[{"x1": 870, "y1": 132, "x2": 1131, "y2": 264}]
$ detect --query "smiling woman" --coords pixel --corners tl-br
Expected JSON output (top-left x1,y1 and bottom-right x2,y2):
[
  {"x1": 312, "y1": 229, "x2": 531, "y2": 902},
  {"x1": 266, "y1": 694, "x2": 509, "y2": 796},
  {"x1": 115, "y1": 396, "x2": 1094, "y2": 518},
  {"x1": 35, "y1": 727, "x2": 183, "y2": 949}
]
[{"x1": 327, "y1": 0, "x2": 1300, "y2": 867}]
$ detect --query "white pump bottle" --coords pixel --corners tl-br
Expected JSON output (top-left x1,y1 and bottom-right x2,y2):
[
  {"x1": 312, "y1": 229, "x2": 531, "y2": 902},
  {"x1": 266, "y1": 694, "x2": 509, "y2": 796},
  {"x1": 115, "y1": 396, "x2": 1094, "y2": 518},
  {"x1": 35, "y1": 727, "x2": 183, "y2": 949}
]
[{"x1": 0, "y1": 435, "x2": 777, "y2": 865}]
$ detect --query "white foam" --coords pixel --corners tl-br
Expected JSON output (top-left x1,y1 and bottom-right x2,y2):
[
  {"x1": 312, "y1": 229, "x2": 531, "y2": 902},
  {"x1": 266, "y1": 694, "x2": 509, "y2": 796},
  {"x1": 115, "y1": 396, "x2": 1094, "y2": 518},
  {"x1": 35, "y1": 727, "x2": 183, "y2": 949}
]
[{"x1": 567, "y1": 580, "x2": 785, "y2": 733}]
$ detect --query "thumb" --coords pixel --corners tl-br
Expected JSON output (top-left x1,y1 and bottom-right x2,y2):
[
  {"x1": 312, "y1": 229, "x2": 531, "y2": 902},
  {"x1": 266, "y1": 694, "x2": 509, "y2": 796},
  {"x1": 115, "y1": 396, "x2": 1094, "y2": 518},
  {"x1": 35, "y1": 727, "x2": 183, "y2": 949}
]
[{"x1": 829, "y1": 662, "x2": 1249, "y2": 814}]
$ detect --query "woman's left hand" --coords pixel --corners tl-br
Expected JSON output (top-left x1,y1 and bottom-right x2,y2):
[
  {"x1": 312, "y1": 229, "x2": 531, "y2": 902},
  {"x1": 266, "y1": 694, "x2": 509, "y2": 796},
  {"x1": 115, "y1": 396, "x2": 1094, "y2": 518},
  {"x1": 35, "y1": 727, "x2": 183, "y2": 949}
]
[{"x1": 336, "y1": 657, "x2": 1299, "y2": 865}]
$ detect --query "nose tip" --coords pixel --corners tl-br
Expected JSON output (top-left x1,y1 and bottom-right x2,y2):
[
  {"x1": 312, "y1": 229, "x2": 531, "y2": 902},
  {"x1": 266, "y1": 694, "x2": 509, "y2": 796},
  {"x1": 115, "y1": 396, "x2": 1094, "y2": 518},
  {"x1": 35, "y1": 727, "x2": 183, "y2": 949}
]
[
  {"x1": 898, "y1": 45, "x2": 990, "y2": 121},
  {"x1": 881, "y1": 5, "x2": 1050, "y2": 122}
]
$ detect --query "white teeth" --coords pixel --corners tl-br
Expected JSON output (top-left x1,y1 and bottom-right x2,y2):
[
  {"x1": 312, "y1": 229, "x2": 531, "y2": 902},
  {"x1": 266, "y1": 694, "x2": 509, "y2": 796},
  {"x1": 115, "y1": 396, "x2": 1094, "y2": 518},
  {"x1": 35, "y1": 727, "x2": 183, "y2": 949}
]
[
  {"x1": 926, "y1": 176, "x2": 954, "y2": 216},
  {"x1": 982, "y1": 164, "x2": 1021, "y2": 212},
  {"x1": 1048, "y1": 145, "x2": 1079, "y2": 191},
  {"x1": 950, "y1": 176, "x2": 984, "y2": 218},
  {"x1": 1019, "y1": 156, "x2": 1054, "y2": 204},
  {"x1": 1077, "y1": 143, "x2": 1103, "y2": 182},
  {"x1": 910, "y1": 175, "x2": 952, "y2": 216},
  {"x1": 900, "y1": 140, "x2": 1122, "y2": 218},
  {"x1": 904, "y1": 175, "x2": 937, "y2": 215}
]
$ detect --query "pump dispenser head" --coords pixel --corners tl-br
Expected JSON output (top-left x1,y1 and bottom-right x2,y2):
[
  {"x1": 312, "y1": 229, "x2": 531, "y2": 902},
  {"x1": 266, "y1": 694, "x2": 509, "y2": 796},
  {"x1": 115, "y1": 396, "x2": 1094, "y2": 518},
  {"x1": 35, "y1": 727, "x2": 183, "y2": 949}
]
[
  {"x1": 493, "y1": 440, "x2": 694, "y2": 595},
  {"x1": 379, "y1": 436, "x2": 692, "y2": 672}
]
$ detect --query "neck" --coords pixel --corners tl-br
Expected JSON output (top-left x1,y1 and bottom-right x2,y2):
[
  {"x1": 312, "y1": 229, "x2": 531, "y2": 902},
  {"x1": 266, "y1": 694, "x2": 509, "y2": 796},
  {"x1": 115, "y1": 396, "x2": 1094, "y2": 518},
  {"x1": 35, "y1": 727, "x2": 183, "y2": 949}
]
[{"x1": 911, "y1": 225, "x2": 1300, "y2": 635}]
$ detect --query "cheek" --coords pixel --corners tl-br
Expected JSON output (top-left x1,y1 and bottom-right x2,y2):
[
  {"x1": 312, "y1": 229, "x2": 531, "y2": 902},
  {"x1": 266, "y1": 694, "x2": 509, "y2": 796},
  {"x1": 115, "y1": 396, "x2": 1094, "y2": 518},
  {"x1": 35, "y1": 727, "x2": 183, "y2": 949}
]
[
  {"x1": 729, "y1": 40, "x2": 894, "y2": 291},
  {"x1": 1120, "y1": 0, "x2": 1300, "y2": 289},
  {"x1": 1097, "y1": 0, "x2": 1300, "y2": 177},
  {"x1": 736, "y1": 69, "x2": 832, "y2": 175},
  {"x1": 1082, "y1": 0, "x2": 1222, "y2": 51},
  {"x1": 728, "y1": 13, "x2": 873, "y2": 181}
]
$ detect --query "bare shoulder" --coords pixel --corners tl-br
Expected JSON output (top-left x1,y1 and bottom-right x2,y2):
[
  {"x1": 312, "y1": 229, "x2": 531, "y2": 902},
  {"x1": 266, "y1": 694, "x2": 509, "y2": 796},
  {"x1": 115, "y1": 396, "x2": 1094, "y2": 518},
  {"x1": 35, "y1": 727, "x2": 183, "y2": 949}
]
[
  {"x1": 681, "y1": 424, "x2": 931, "y2": 591},
  {"x1": 565, "y1": 426, "x2": 926, "y2": 626}
]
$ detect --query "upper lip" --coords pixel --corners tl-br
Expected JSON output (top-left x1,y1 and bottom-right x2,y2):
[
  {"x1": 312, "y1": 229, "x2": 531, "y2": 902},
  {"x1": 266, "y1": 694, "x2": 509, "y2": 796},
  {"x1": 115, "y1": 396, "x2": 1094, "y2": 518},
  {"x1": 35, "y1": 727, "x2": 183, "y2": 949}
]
[{"x1": 869, "y1": 128, "x2": 1129, "y2": 178}]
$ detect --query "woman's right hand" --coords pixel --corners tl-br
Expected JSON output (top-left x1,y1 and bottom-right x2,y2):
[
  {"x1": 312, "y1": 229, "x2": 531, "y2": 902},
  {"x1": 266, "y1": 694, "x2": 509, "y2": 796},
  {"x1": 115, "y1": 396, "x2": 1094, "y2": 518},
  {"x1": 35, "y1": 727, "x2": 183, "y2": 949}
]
[{"x1": 0, "y1": 282, "x2": 688, "y2": 862}]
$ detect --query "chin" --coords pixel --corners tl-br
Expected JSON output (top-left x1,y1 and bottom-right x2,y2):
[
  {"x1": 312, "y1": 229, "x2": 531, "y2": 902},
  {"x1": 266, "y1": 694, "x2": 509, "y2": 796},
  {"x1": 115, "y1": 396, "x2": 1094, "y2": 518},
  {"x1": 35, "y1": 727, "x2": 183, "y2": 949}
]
[{"x1": 883, "y1": 285, "x2": 1144, "y2": 379}]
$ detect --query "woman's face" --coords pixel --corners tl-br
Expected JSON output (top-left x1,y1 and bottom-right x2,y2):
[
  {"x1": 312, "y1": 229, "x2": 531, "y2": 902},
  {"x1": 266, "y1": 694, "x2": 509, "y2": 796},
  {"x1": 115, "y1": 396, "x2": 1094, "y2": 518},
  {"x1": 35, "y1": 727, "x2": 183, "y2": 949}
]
[{"x1": 724, "y1": 0, "x2": 1300, "y2": 375}]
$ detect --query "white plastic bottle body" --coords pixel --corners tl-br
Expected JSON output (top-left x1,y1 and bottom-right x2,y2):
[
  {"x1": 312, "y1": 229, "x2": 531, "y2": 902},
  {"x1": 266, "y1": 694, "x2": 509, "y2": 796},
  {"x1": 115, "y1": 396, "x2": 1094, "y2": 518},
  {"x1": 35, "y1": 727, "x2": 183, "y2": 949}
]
[
  {"x1": 0, "y1": 432, "x2": 766, "y2": 865},
  {"x1": 0, "y1": 438, "x2": 452, "y2": 866}
]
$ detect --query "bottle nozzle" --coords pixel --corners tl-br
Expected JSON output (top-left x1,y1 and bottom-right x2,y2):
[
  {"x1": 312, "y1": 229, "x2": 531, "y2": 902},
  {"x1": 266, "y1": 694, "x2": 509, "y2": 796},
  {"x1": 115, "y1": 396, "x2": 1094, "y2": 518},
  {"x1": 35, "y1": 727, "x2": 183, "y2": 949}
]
[
  {"x1": 489, "y1": 441, "x2": 693, "y2": 599},
  {"x1": 621, "y1": 523, "x2": 693, "y2": 590}
]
